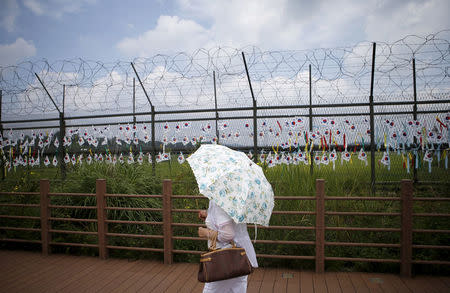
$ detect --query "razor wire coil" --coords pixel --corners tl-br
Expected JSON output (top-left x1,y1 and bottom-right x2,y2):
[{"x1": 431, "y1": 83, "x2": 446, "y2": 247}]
[{"x1": 0, "y1": 30, "x2": 449, "y2": 116}]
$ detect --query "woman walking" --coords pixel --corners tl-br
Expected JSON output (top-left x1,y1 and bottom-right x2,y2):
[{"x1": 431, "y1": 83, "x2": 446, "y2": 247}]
[
  {"x1": 186, "y1": 144, "x2": 274, "y2": 292},
  {"x1": 198, "y1": 200, "x2": 258, "y2": 293}
]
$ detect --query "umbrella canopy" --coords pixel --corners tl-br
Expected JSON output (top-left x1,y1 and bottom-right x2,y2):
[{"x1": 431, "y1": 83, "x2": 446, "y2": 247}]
[{"x1": 187, "y1": 144, "x2": 274, "y2": 226}]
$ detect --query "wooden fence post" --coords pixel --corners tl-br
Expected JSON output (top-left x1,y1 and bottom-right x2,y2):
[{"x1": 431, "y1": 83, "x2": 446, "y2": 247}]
[
  {"x1": 163, "y1": 179, "x2": 173, "y2": 265},
  {"x1": 401, "y1": 179, "x2": 413, "y2": 277},
  {"x1": 96, "y1": 179, "x2": 108, "y2": 260},
  {"x1": 40, "y1": 179, "x2": 51, "y2": 255},
  {"x1": 315, "y1": 179, "x2": 325, "y2": 273}
]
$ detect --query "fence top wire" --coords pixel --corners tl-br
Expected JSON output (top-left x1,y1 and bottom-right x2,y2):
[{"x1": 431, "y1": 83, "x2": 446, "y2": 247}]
[{"x1": 0, "y1": 30, "x2": 449, "y2": 119}]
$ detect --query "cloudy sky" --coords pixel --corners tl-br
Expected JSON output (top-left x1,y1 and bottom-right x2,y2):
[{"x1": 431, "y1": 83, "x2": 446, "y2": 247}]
[{"x1": 0, "y1": 0, "x2": 449, "y2": 66}]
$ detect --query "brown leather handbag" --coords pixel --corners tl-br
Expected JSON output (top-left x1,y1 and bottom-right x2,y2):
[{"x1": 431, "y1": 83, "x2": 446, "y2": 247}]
[{"x1": 198, "y1": 233, "x2": 253, "y2": 283}]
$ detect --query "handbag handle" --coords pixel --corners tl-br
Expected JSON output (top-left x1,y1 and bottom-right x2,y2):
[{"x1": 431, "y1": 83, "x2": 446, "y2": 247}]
[{"x1": 208, "y1": 231, "x2": 236, "y2": 251}]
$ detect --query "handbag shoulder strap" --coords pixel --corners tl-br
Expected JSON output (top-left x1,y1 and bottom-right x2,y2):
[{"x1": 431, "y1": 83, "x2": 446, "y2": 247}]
[
  {"x1": 208, "y1": 232, "x2": 236, "y2": 250},
  {"x1": 209, "y1": 231, "x2": 218, "y2": 250}
]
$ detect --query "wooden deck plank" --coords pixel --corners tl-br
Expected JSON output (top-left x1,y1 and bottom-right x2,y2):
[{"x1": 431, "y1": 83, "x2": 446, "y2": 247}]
[
  {"x1": 83, "y1": 260, "x2": 135, "y2": 293},
  {"x1": 34, "y1": 255, "x2": 95, "y2": 291},
  {"x1": 166, "y1": 263, "x2": 199, "y2": 293},
  {"x1": 121, "y1": 259, "x2": 166, "y2": 293},
  {"x1": 259, "y1": 268, "x2": 277, "y2": 293},
  {"x1": 191, "y1": 281, "x2": 205, "y2": 293},
  {"x1": 273, "y1": 267, "x2": 288, "y2": 293},
  {"x1": 2, "y1": 254, "x2": 69, "y2": 293},
  {"x1": 325, "y1": 272, "x2": 342, "y2": 293},
  {"x1": 135, "y1": 262, "x2": 181, "y2": 292},
  {"x1": 110, "y1": 260, "x2": 160, "y2": 293},
  {"x1": 370, "y1": 273, "x2": 401, "y2": 293},
  {"x1": 402, "y1": 276, "x2": 440, "y2": 293},
  {"x1": 427, "y1": 276, "x2": 450, "y2": 293},
  {"x1": 411, "y1": 276, "x2": 449, "y2": 293},
  {"x1": 151, "y1": 262, "x2": 192, "y2": 293},
  {"x1": 248, "y1": 268, "x2": 264, "y2": 293},
  {"x1": 274, "y1": 278, "x2": 287, "y2": 292},
  {"x1": 0, "y1": 251, "x2": 45, "y2": 283},
  {"x1": 285, "y1": 269, "x2": 300, "y2": 293},
  {"x1": 313, "y1": 273, "x2": 329, "y2": 293},
  {"x1": 360, "y1": 273, "x2": 384, "y2": 293},
  {"x1": 63, "y1": 258, "x2": 124, "y2": 293},
  {"x1": 247, "y1": 279, "x2": 263, "y2": 293},
  {"x1": 46, "y1": 256, "x2": 104, "y2": 293},
  {"x1": 376, "y1": 274, "x2": 411, "y2": 293},
  {"x1": 250, "y1": 268, "x2": 265, "y2": 281},
  {"x1": 31, "y1": 255, "x2": 97, "y2": 293},
  {"x1": 177, "y1": 265, "x2": 204, "y2": 293},
  {"x1": 0, "y1": 251, "x2": 55, "y2": 281},
  {"x1": 0, "y1": 250, "x2": 449, "y2": 293},
  {"x1": 0, "y1": 250, "x2": 40, "y2": 270},
  {"x1": 56, "y1": 258, "x2": 118, "y2": 292},
  {"x1": 86, "y1": 259, "x2": 144, "y2": 293},
  {"x1": 335, "y1": 272, "x2": 356, "y2": 293},
  {"x1": 300, "y1": 271, "x2": 314, "y2": 293},
  {"x1": 259, "y1": 281, "x2": 274, "y2": 293},
  {"x1": 348, "y1": 272, "x2": 370, "y2": 293},
  {"x1": 439, "y1": 276, "x2": 450, "y2": 288}
]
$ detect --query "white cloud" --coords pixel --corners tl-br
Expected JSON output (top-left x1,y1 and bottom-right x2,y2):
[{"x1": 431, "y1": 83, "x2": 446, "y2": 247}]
[
  {"x1": 23, "y1": 0, "x2": 96, "y2": 18},
  {"x1": 173, "y1": 0, "x2": 369, "y2": 49},
  {"x1": 0, "y1": 0, "x2": 19, "y2": 32},
  {"x1": 117, "y1": 15, "x2": 212, "y2": 57},
  {"x1": 365, "y1": 0, "x2": 450, "y2": 42},
  {"x1": 0, "y1": 38, "x2": 36, "y2": 66},
  {"x1": 117, "y1": 0, "x2": 449, "y2": 58},
  {"x1": 23, "y1": 0, "x2": 44, "y2": 15}
]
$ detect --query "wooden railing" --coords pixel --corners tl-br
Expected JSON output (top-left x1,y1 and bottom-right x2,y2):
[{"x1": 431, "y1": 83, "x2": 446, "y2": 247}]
[{"x1": 1, "y1": 179, "x2": 449, "y2": 277}]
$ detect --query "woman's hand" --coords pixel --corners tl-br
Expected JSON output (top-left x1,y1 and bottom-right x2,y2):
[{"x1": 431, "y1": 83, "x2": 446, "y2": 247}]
[
  {"x1": 198, "y1": 210, "x2": 207, "y2": 221},
  {"x1": 198, "y1": 227, "x2": 210, "y2": 238}
]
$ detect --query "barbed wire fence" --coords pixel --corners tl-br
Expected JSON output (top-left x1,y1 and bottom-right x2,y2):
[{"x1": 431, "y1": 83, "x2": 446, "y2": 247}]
[
  {"x1": 0, "y1": 31, "x2": 449, "y2": 191},
  {"x1": 1, "y1": 30, "x2": 449, "y2": 115}
]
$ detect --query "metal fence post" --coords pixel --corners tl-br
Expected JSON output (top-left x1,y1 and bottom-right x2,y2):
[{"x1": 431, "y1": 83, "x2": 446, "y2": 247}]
[
  {"x1": 242, "y1": 52, "x2": 258, "y2": 163},
  {"x1": 0, "y1": 89, "x2": 4, "y2": 180},
  {"x1": 309, "y1": 64, "x2": 314, "y2": 175},
  {"x1": 133, "y1": 77, "x2": 136, "y2": 124},
  {"x1": 62, "y1": 84, "x2": 65, "y2": 115},
  {"x1": 315, "y1": 179, "x2": 325, "y2": 273},
  {"x1": 0, "y1": 90, "x2": 2, "y2": 135},
  {"x1": 96, "y1": 179, "x2": 108, "y2": 259},
  {"x1": 40, "y1": 179, "x2": 51, "y2": 255},
  {"x1": 132, "y1": 78, "x2": 137, "y2": 154},
  {"x1": 214, "y1": 71, "x2": 220, "y2": 143},
  {"x1": 35, "y1": 74, "x2": 65, "y2": 179},
  {"x1": 412, "y1": 58, "x2": 418, "y2": 183},
  {"x1": 369, "y1": 42, "x2": 376, "y2": 195},
  {"x1": 151, "y1": 106, "x2": 156, "y2": 176},
  {"x1": 131, "y1": 62, "x2": 156, "y2": 176},
  {"x1": 59, "y1": 112, "x2": 66, "y2": 180},
  {"x1": 163, "y1": 179, "x2": 173, "y2": 265},
  {"x1": 252, "y1": 98, "x2": 258, "y2": 162},
  {"x1": 400, "y1": 179, "x2": 413, "y2": 277}
]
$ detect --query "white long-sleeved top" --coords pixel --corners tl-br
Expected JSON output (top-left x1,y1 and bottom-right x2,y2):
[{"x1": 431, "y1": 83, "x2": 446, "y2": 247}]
[{"x1": 205, "y1": 201, "x2": 258, "y2": 268}]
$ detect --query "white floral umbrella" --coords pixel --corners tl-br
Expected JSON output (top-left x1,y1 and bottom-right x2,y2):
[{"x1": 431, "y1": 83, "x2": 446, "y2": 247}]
[{"x1": 187, "y1": 144, "x2": 274, "y2": 226}]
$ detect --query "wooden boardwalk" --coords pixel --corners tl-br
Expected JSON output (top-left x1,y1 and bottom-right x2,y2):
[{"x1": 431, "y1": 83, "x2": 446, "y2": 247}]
[{"x1": 0, "y1": 250, "x2": 449, "y2": 293}]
